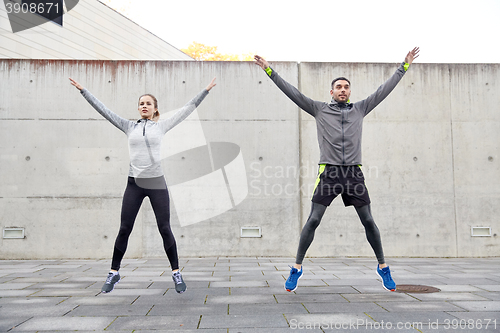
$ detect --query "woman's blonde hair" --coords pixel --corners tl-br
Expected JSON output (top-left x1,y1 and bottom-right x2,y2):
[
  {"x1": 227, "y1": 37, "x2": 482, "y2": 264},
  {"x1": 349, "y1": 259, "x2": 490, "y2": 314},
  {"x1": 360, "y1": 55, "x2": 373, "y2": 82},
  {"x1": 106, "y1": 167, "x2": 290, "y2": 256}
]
[{"x1": 138, "y1": 94, "x2": 160, "y2": 122}]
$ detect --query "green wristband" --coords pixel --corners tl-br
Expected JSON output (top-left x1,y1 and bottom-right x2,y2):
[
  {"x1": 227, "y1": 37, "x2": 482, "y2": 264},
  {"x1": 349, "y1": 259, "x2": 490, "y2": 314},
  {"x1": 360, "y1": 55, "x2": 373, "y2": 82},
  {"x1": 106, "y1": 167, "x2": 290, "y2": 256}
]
[
  {"x1": 265, "y1": 67, "x2": 273, "y2": 76},
  {"x1": 404, "y1": 63, "x2": 410, "y2": 71}
]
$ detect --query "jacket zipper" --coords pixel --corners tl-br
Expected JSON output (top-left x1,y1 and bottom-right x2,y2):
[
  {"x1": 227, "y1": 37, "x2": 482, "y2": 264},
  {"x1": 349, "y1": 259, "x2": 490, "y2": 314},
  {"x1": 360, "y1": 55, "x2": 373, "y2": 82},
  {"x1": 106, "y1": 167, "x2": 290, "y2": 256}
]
[
  {"x1": 143, "y1": 119, "x2": 146, "y2": 136},
  {"x1": 341, "y1": 105, "x2": 345, "y2": 164}
]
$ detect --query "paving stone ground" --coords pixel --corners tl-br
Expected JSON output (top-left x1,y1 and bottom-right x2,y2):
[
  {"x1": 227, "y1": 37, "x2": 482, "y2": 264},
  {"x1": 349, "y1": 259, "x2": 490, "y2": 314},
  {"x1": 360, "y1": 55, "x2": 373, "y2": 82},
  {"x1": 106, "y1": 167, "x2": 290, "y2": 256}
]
[{"x1": 0, "y1": 257, "x2": 499, "y2": 332}]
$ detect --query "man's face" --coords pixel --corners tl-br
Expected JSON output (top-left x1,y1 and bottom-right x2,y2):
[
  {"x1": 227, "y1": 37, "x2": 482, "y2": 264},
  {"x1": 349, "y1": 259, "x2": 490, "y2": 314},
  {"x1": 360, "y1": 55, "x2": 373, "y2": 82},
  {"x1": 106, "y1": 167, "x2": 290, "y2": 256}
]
[{"x1": 330, "y1": 80, "x2": 351, "y2": 103}]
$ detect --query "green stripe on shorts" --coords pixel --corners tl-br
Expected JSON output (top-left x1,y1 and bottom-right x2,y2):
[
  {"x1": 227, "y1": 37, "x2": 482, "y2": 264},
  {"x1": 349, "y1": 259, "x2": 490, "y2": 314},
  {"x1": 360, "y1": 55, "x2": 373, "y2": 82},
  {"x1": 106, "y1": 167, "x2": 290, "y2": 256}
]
[{"x1": 311, "y1": 164, "x2": 326, "y2": 199}]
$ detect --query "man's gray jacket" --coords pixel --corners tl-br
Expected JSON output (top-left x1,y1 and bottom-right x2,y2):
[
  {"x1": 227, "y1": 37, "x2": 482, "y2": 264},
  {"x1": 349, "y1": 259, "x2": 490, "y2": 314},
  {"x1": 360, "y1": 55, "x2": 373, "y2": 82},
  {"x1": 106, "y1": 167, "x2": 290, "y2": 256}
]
[{"x1": 265, "y1": 62, "x2": 408, "y2": 166}]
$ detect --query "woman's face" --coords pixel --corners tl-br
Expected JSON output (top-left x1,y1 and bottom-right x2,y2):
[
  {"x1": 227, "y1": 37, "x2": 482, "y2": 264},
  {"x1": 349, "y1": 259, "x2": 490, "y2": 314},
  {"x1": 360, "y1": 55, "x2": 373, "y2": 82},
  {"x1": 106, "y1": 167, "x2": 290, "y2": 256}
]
[{"x1": 138, "y1": 95, "x2": 157, "y2": 119}]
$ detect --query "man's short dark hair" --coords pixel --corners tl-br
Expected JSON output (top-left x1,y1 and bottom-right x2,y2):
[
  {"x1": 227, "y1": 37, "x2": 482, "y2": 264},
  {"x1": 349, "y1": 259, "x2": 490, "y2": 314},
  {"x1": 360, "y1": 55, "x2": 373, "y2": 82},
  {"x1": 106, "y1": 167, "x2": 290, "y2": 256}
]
[{"x1": 331, "y1": 77, "x2": 351, "y2": 89}]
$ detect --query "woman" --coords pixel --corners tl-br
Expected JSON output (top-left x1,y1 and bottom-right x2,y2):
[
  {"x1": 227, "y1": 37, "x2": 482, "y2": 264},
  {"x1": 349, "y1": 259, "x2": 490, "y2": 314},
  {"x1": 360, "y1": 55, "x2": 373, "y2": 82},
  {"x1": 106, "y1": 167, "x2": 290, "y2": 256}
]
[{"x1": 69, "y1": 77, "x2": 216, "y2": 294}]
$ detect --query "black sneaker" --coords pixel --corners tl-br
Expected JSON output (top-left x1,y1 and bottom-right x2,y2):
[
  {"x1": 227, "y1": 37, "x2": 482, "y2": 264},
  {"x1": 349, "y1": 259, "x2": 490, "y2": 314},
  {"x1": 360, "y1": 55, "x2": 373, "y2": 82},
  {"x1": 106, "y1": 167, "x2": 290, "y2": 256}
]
[
  {"x1": 101, "y1": 272, "x2": 120, "y2": 293},
  {"x1": 172, "y1": 271, "x2": 186, "y2": 293}
]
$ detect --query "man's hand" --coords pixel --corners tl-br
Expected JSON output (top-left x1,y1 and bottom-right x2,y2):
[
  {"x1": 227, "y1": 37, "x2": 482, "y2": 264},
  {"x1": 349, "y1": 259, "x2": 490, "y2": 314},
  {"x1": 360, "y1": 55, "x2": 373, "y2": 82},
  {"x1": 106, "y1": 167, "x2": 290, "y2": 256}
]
[
  {"x1": 206, "y1": 77, "x2": 216, "y2": 92},
  {"x1": 405, "y1": 47, "x2": 420, "y2": 65},
  {"x1": 69, "y1": 77, "x2": 84, "y2": 91},
  {"x1": 254, "y1": 55, "x2": 270, "y2": 70}
]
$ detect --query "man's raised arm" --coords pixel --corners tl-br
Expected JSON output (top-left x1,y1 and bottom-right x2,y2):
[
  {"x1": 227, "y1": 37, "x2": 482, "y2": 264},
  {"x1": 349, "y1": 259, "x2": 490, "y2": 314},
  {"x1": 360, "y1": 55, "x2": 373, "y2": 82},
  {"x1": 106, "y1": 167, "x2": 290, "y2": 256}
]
[
  {"x1": 254, "y1": 55, "x2": 320, "y2": 117},
  {"x1": 357, "y1": 47, "x2": 420, "y2": 116}
]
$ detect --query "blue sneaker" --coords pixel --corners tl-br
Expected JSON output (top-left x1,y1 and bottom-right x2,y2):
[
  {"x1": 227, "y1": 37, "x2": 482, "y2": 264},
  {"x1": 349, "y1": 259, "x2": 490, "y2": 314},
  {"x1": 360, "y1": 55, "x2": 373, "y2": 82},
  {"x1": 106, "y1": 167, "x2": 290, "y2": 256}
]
[
  {"x1": 284, "y1": 266, "x2": 303, "y2": 292},
  {"x1": 377, "y1": 265, "x2": 396, "y2": 291}
]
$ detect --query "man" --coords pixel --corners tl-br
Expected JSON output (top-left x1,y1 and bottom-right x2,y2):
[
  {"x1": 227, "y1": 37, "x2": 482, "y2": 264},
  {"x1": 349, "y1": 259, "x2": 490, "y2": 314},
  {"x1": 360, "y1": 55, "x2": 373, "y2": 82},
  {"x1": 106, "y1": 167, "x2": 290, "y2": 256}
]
[{"x1": 254, "y1": 47, "x2": 419, "y2": 292}]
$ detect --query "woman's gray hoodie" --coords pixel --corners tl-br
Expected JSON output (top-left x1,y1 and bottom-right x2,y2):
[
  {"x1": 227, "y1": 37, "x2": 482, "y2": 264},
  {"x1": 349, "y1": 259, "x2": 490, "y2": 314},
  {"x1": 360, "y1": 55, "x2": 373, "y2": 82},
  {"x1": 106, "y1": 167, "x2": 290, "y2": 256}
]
[{"x1": 80, "y1": 88, "x2": 209, "y2": 178}]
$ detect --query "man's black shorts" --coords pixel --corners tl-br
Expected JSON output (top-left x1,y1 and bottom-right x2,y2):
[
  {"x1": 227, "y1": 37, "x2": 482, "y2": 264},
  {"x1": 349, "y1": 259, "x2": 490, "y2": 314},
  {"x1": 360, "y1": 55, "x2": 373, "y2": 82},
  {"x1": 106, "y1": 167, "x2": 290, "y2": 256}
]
[{"x1": 311, "y1": 164, "x2": 371, "y2": 207}]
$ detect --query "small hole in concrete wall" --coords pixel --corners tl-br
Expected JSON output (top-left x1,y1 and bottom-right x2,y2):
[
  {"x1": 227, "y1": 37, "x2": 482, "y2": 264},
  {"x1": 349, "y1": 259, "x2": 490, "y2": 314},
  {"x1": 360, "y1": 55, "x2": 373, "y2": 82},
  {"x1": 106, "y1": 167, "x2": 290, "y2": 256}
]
[
  {"x1": 25, "y1": 156, "x2": 30, "y2": 161},
  {"x1": 182, "y1": 81, "x2": 185, "y2": 83},
  {"x1": 105, "y1": 156, "x2": 110, "y2": 161},
  {"x1": 416, "y1": 234, "x2": 420, "y2": 237},
  {"x1": 259, "y1": 81, "x2": 262, "y2": 84},
  {"x1": 413, "y1": 157, "x2": 418, "y2": 161},
  {"x1": 259, "y1": 157, "x2": 263, "y2": 161},
  {"x1": 488, "y1": 156, "x2": 493, "y2": 162},
  {"x1": 30, "y1": 80, "x2": 33, "y2": 83},
  {"x1": 103, "y1": 235, "x2": 108, "y2": 239}
]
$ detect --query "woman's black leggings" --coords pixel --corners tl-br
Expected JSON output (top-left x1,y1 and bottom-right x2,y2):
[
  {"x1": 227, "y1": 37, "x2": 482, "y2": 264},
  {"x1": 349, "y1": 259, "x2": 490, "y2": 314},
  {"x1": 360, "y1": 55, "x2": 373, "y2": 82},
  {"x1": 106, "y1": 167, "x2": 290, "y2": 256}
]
[
  {"x1": 295, "y1": 203, "x2": 385, "y2": 265},
  {"x1": 111, "y1": 177, "x2": 178, "y2": 271}
]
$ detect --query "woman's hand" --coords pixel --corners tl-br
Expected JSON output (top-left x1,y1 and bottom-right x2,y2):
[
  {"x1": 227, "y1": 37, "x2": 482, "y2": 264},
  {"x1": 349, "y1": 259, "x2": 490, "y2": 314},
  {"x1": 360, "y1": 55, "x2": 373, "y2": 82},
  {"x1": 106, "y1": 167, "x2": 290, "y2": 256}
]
[
  {"x1": 206, "y1": 77, "x2": 216, "y2": 91},
  {"x1": 69, "y1": 77, "x2": 84, "y2": 91}
]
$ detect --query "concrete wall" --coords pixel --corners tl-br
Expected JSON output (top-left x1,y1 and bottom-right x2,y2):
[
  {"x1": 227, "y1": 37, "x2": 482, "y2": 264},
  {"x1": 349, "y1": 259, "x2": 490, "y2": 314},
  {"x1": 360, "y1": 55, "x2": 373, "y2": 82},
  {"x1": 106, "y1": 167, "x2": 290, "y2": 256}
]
[
  {"x1": 0, "y1": 0, "x2": 192, "y2": 60},
  {"x1": 0, "y1": 59, "x2": 498, "y2": 260}
]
